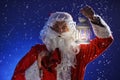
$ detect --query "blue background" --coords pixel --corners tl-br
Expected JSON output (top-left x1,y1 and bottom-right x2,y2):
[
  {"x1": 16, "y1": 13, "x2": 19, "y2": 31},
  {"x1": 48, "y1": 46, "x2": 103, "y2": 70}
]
[{"x1": 0, "y1": 0, "x2": 120, "y2": 80}]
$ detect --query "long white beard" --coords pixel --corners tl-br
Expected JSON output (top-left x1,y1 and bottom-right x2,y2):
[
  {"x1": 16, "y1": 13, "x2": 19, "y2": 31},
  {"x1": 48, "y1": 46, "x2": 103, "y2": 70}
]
[{"x1": 43, "y1": 28, "x2": 80, "y2": 80}]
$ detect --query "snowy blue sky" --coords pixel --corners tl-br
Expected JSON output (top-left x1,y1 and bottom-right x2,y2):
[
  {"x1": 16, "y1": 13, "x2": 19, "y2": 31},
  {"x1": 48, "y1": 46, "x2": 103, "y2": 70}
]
[{"x1": 0, "y1": 0, "x2": 120, "y2": 80}]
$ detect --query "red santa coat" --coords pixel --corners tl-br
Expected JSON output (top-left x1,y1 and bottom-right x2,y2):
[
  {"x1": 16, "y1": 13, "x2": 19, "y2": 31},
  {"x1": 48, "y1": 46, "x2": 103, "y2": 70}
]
[{"x1": 12, "y1": 36, "x2": 113, "y2": 80}]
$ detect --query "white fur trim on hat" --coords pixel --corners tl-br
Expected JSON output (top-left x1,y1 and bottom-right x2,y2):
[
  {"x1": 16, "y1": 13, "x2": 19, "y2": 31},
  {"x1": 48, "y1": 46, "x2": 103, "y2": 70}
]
[{"x1": 47, "y1": 12, "x2": 74, "y2": 26}]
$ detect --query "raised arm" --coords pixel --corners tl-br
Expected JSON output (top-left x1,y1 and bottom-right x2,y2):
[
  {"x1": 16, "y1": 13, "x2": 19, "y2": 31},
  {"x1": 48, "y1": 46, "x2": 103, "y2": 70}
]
[
  {"x1": 80, "y1": 6, "x2": 112, "y2": 38},
  {"x1": 80, "y1": 6, "x2": 113, "y2": 63}
]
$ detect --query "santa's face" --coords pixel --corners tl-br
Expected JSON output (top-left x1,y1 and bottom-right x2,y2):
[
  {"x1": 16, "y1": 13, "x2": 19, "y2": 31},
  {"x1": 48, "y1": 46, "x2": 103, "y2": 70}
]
[
  {"x1": 41, "y1": 19, "x2": 79, "y2": 54},
  {"x1": 44, "y1": 21, "x2": 79, "y2": 54},
  {"x1": 50, "y1": 21, "x2": 70, "y2": 34}
]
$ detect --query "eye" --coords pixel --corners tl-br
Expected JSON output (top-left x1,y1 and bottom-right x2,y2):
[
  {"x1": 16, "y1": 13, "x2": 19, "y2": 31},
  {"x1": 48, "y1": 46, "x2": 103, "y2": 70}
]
[
  {"x1": 52, "y1": 24, "x2": 58, "y2": 29},
  {"x1": 62, "y1": 27, "x2": 66, "y2": 29}
]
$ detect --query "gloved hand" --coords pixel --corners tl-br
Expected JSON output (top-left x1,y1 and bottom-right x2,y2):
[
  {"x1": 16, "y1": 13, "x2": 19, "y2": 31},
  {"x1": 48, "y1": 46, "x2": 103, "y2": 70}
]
[
  {"x1": 80, "y1": 5, "x2": 95, "y2": 21},
  {"x1": 80, "y1": 6, "x2": 105, "y2": 27}
]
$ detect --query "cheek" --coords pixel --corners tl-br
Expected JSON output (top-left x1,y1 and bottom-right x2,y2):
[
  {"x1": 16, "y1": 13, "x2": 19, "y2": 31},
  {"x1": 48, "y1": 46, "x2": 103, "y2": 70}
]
[{"x1": 65, "y1": 28, "x2": 69, "y2": 32}]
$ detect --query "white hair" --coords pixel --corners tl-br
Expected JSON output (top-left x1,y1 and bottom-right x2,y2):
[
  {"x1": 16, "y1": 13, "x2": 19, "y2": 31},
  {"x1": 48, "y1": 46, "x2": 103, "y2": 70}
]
[
  {"x1": 40, "y1": 12, "x2": 78, "y2": 45},
  {"x1": 39, "y1": 12, "x2": 80, "y2": 80}
]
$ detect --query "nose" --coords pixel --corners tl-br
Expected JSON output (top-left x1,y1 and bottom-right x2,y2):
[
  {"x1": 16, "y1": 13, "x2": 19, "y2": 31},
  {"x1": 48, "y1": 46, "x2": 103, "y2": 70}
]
[
  {"x1": 59, "y1": 29, "x2": 63, "y2": 32},
  {"x1": 59, "y1": 28, "x2": 63, "y2": 34}
]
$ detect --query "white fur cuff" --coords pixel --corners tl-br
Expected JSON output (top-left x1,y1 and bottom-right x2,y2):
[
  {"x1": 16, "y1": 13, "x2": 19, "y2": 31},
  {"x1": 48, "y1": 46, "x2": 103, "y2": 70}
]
[
  {"x1": 25, "y1": 61, "x2": 41, "y2": 80},
  {"x1": 91, "y1": 15, "x2": 112, "y2": 38}
]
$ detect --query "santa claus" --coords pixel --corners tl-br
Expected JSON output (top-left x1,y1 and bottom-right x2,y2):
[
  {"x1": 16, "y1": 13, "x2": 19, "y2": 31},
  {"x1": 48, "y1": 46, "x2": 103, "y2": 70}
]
[{"x1": 12, "y1": 6, "x2": 113, "y2": 80}]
